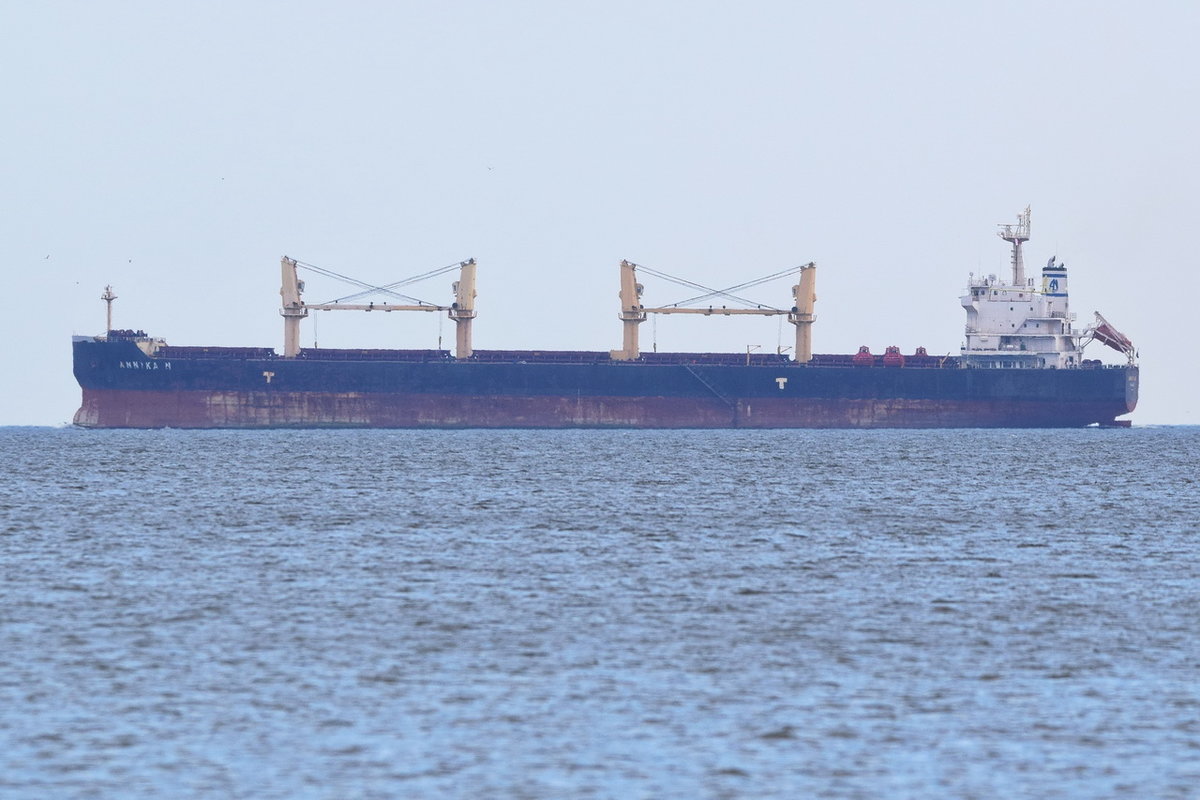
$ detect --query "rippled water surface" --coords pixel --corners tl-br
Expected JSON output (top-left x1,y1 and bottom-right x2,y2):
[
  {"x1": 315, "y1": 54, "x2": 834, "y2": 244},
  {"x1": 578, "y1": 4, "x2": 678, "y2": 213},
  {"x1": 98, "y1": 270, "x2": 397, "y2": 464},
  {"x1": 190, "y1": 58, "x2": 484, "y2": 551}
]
[{"x1": 2, "y1": 426, "x2": 1198, "y2": 799}]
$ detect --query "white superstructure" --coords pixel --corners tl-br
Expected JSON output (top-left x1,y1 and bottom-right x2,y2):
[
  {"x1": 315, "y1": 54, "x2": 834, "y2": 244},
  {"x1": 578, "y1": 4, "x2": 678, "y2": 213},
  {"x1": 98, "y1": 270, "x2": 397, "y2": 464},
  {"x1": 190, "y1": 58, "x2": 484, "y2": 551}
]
[{"x1": 961, "y1": 207, "x2": 1088, "y2": 369}]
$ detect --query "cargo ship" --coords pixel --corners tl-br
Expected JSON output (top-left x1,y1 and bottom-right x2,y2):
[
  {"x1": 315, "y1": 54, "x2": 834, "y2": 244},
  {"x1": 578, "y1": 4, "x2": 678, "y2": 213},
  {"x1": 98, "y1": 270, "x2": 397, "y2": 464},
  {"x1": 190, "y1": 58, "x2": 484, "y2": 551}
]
[{"x1": 72, "y1": 209, "x2": 1138, "y2": 428}]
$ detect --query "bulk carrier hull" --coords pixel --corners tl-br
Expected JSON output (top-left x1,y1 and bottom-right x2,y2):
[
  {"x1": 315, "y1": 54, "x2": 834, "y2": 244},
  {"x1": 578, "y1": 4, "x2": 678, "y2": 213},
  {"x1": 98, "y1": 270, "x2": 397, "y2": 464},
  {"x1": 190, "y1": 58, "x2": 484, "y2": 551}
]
[
  {"x1": 72, "y1": 209, "x2": 1141, "y2": 428},
  {"x1": 72, "y1": 339, "x2": 1138, "y2": 429}
]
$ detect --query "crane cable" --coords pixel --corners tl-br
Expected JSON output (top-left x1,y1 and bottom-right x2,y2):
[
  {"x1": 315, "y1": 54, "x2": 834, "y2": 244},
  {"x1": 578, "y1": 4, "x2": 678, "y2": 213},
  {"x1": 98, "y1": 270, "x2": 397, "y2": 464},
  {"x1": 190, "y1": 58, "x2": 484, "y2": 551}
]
[
  {"x1": 294, "y1": 258, "x2": 468, "y2": 307},
  {"x1": 332, "y1": 261, "x2": 466, "y2": 303},
  {"x1": 628, "y1": 261, "x2": 810, "y2": 311},
  {"x1": 668, "y1": 264, "x2": 809, "y2": 308}
]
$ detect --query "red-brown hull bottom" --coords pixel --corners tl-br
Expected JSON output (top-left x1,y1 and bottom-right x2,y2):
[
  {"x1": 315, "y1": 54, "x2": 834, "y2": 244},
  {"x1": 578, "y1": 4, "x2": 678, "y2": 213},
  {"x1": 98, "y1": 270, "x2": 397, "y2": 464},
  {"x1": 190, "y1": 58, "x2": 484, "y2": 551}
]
[{"x1": 74, "y1": 389, "x2": 1130, "y2": 429}]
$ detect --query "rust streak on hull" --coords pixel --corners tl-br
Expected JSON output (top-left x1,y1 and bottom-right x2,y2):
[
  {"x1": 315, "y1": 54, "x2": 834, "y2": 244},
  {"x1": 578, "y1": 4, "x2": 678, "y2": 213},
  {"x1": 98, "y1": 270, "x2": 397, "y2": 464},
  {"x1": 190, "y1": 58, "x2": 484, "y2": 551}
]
[{"x1": 74, "y1": 388, "x2": 1133, "y2": 429}]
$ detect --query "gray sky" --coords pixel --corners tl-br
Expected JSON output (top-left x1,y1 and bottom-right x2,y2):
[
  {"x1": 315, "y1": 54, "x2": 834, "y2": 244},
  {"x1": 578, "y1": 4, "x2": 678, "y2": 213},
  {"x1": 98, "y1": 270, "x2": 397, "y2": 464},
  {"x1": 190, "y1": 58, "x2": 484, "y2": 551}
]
[{"x1": 4, "y1": 1, "x2": 1196, "y2": 425}]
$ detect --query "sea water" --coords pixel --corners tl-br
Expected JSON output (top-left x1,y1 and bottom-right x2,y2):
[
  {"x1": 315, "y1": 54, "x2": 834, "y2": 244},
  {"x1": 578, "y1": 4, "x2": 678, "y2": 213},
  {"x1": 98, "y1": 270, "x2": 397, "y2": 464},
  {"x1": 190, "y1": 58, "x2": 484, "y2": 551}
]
[{"x1": 1, "y1": 426, "x2": 1197, "y2": 799}]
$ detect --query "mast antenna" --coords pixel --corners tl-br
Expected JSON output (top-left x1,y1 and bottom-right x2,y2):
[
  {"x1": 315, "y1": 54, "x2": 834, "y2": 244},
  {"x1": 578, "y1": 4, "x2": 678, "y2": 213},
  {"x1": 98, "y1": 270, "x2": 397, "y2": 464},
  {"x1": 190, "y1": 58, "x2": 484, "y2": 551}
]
[
  {"x1": 996, "y1": 206, "x2": 1031, "y2": 286},
  {"x1": 101, "y1": 285, "x2": 117, "y2": 334}
]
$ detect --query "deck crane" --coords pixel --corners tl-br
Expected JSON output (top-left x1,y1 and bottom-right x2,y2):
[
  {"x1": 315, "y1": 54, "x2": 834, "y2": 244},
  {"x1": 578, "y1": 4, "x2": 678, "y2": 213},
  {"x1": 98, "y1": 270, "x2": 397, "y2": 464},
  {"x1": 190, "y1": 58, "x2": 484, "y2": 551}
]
[
  {"x1": 280, "y1": 257, "x2": 477, "y2": 358},
  {"x1": 610, "y1": 260, "x2": 817, "y2": 363}
]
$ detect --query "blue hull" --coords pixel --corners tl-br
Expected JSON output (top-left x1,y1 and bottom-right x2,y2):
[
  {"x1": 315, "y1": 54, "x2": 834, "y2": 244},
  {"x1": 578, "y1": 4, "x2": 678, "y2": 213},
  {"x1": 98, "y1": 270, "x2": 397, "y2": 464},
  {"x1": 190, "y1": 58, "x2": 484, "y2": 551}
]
[{"x1": 72, "y1": 339, "x2": 1138, "y2": 429}]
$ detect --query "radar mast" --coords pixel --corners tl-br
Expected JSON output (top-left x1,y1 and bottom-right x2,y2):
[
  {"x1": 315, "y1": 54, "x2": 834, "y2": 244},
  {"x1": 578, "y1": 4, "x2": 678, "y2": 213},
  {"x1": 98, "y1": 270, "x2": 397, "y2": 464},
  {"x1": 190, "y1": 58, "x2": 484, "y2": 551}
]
[{"x1": 997, "y1": 206, "x2": 1031, "y2": 286}]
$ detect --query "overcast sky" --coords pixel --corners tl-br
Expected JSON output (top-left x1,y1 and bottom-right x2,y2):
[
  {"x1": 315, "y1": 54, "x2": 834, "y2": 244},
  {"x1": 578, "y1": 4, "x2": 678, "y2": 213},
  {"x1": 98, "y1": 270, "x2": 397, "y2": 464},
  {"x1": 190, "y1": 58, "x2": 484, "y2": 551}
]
[{"x1": 3, "y1": 1, "x2": 1196, "y2": 425}]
